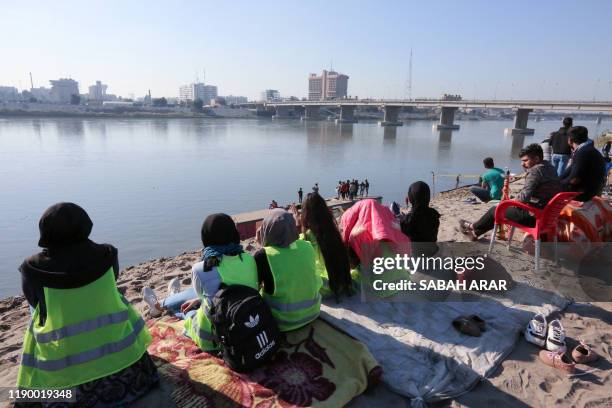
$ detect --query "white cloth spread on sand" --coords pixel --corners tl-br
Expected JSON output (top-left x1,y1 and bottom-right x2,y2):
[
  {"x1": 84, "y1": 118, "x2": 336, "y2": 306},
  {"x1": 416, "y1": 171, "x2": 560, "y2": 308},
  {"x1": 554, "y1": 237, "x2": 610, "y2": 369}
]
[{"x1": 320, "y1": 251, "x2": 569, "y2": 406}]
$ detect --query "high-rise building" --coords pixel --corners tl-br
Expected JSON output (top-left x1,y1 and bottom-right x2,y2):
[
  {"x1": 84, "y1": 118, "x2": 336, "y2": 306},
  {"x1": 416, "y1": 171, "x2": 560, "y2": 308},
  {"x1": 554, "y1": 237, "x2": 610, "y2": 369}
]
[
  {"x1": 261, "y1": 89, "x2": 281, "y2": 102},
  {"x1": 179, "y1": 83, "x2": 218, "y2": 104},
  {"x1": 308, "y1": 70, "x2": 349, "y2": 100},
  {"x1": 88, "y1": 81, "x2": 108, "y2": 101},
  {"x1": 49, "y1": 78, "x2": 79, "y2": 103}
]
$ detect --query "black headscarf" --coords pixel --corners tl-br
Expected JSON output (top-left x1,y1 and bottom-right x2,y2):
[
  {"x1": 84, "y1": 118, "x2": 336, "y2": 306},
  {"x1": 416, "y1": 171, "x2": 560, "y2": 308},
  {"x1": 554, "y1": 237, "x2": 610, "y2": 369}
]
[
  {"x1": 200, "y1": 213, "x2": 243, "y2": 271},
  {"x1": 20, "y1": 203, "x2": 118, "y2": 323},
  {"x1": 201, "y1": 213, "x2": 241, "y2": 247},
  {"x1": 408, "y1": 181, "x2": 431, "y2": 213},
  {"x1": 401, "y1": 182, "x2": 441, "y2": 245}
]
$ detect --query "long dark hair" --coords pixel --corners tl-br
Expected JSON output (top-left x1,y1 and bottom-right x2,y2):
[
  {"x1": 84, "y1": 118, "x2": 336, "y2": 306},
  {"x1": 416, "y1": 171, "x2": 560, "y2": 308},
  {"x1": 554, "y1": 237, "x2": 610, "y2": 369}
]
[{"x1": 301, "y1": 193, "x2": 352, "y2": 298}]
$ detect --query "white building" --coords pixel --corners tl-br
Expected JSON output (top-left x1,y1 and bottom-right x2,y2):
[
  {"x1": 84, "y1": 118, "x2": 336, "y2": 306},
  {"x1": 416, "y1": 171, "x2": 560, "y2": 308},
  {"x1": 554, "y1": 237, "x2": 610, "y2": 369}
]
[
  {"x1": 50, "y1": 78, "x2": 79, "y2": 103},
  {"x1": 0, "y1": 86, "x2": 19, "y2": 102},
  {"x1": 30, "y1": 87, "x2": 53, "y2": 102},
  {"x1": 224, "y1": 95, "x2": 248, "y2": 105},
  {"x1": 88, "y1": 81, "x2": 108, "y2": 101},
  {"x1": 178, "y1": 83, "x2": 218, "y2": 104},
  {"x1": 261, "y1": 89, "x2": 281, "y2": 102}
]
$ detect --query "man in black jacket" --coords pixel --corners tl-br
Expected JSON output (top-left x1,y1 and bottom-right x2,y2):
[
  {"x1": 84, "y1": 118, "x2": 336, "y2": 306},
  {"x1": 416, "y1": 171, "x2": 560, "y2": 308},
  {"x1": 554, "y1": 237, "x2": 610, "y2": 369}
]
[
  {"x1": 550, "y1": 117, "x2": 573, "y2": 176},
  {"x1": 560, "y1": 126, "x2": 606, "y2": 201}
]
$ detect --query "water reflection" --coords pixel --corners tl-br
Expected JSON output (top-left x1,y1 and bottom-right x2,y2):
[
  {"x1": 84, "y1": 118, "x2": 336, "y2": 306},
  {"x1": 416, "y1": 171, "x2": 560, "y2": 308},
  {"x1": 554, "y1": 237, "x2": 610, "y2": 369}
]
[
  {"x1": 55, "y1": 119, "x2": 84, "y2": 139},
  {"x1": 338, "y1": 123, "x2": 353, "y2": 138},
  {"x1": 152, "y1": 119, "x2": 168, "y2": 136},
  {"x1": 383, "y1": 127, "x2": 397, "y2": 144},
  {"x1": 87, "y1": 120, "x2": 107, "y2": 137},
  {"x1": 438, "y1": 129, "x2": 453, "y2": 150}
]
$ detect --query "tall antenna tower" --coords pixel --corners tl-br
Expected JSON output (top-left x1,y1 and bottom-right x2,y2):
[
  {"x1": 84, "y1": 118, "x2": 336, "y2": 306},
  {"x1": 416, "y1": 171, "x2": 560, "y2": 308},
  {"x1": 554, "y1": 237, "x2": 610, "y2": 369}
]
[
  {"x1": 29, "y1": 72, "x2": 34, "y2": 90},
  {"x1": 203, "y1": 68, "x2": 206, "y2": 84},
  {"x1": 403, "y1": 49, "x2": 413, "y2": 100}
]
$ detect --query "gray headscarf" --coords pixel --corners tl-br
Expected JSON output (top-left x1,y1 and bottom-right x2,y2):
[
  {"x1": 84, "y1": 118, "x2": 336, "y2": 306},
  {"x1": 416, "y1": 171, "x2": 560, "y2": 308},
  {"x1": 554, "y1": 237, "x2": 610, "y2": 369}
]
[{"x1": 261, "y1": 209, "x2": 298, "y2": 248}]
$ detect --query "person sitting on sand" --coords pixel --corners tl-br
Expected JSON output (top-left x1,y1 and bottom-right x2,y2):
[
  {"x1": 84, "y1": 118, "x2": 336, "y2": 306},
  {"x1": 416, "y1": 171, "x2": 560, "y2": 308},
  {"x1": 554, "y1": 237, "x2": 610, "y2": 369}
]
[
  {"x1": 560, "y1": 126, "x2": 606, "y2": 202},
  {"x1": 254, "y1": 209, "x2": 322, "y2": 332},
  {"x1": 18, "y1": 203, "x2": 158, "y2": 402},
  {"x1": 400, "y1": 181, "x2": 441, "y2": 255},
  {"x1": 144, "y1": 213, "x2": 259, "y2": 352},
  {"x1": 470, "y1": 157, "x2": 504, "y2": 203},
  {"x1": 290, "y1": 193, "x2": 353, "y2": 301},
  {"x1": 459, "y1": 144, "x2": 561, "y2": 240}
]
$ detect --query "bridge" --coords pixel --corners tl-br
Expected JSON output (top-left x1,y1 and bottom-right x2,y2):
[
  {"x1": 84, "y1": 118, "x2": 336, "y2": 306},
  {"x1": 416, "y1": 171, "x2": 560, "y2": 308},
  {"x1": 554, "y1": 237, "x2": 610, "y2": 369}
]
[{"x1": 242, "y1": 99, "x2": 612, "y2": 134}]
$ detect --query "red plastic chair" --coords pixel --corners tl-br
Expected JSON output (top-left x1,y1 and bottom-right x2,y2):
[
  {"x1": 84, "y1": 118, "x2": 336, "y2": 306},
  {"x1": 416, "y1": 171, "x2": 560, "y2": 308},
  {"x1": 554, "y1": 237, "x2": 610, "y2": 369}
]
[{"x1": 487, "y1": 192, "x2": 579, "y2": 271}]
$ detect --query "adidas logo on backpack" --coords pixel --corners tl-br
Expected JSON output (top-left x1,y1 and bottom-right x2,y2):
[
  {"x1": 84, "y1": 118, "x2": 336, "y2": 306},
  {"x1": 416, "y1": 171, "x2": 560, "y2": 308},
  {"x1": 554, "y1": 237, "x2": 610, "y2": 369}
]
[{"x1": 210, "y1": 284, "x2": 280, "y2": 373}]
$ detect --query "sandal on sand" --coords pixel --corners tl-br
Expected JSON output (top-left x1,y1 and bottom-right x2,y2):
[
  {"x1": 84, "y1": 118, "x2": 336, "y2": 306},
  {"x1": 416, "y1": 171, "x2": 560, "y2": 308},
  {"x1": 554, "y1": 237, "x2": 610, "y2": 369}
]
[
  {"x1": 572, "y1": 341, "x2": 599, "y2": 364},
  {"x1": 452, "y1": 316, "x2": 481, "y2": 337},
  {"x1": 468, "y1": 315, "x2": 486, "y2": 332},
  {"x1": 458, "y1": 220, "x2": 479, "y2": 241},
  {"x1": 539, "y1": 350, "x2": 576, "y2": 374}
]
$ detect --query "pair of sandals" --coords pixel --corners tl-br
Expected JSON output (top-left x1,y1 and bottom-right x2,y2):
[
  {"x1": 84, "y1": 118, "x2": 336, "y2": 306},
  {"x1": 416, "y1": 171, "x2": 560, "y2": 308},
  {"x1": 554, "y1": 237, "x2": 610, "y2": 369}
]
[
  {"x1": 452, "y1": 315, "x2": 486, "y2": 337},
  {"x1": 458, "y1": 219, "x2": 479, "y2": 241}
]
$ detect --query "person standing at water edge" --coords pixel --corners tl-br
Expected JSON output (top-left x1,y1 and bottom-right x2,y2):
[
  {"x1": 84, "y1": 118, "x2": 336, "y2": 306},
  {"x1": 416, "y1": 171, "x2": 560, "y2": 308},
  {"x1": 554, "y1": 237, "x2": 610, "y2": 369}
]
[
  {"x1": 312, "y1": 183, "x2": 319, "y2": 194},
  {"x1": 17, "y1": 203, "x2": 158, "y2": 402},
  {"x1": 470, "y1": 157, "x2": 504, "y2": 202},
  {"x1": 298, "y1": 187, "x2": 303, "y2": 204},
  {"x1": 550, "y1": 117, "x2": 573, "y2": 176},
  {"x1": 365, "y1": 179, "x2": 370, "y2": 196}
]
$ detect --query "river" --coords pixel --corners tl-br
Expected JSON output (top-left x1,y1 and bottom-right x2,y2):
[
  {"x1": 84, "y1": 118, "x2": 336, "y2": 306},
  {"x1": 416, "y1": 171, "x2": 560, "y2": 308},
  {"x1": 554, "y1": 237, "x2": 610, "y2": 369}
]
[{"x1": 1, "y1": 116, "x2": 609, "y2": 298}]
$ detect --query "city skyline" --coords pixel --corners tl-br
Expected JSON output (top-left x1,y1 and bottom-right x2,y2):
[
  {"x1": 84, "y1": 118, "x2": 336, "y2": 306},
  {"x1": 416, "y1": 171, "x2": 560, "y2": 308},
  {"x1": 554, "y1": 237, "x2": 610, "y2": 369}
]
[{"x1": 2, "y1": 1, "x2": 612, "y2": 101}]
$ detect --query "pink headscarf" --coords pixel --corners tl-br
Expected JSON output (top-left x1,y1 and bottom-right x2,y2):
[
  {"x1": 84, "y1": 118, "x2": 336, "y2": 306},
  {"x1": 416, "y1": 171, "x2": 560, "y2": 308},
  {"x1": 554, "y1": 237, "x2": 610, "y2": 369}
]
[{"x1": 340, "y1": 199, "x2": 411, "y2": 263}]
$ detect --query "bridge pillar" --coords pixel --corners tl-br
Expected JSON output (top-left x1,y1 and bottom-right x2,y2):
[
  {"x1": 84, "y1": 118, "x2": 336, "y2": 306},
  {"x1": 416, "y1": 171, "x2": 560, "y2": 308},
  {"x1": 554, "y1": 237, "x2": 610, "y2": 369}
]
[
  {"x1": 437, "y1": 107, "x2": 460, "y2": 130},
  {"x1": 379, "y1": 106, "x2": 403, "y2": 126},
  {"x1": 301, "y1": 105, "x2": 322, "y2": 121},
  {"x1": 507, "y1": 108, "x2": 534, "y2": 135},
  {"x1": 335, "y1": 105, "x2": 357, "y2": 123},
  {"x1": 272, "y1": 106, "x2": 292, "y2": 119}
]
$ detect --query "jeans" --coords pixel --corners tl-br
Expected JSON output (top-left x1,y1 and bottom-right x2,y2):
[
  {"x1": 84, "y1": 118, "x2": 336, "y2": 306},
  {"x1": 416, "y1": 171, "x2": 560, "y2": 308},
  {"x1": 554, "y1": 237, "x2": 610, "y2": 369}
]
[
  {"x1": 470, "y1": 186, "x2": 492, "y2": 202},
  {"x1": 161, "y1": 288, "x2": 198, "y2": 320},
  {"x1": 472, "y1": 205, "x2": 536, "y2": 237},
  {"x1": 551, "y1": 154, "x2": 570, "y2": 176}
]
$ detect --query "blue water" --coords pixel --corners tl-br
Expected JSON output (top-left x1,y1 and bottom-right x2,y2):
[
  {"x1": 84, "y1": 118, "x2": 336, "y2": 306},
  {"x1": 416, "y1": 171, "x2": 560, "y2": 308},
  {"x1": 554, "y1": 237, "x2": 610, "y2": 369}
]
[{"x1": 1, "y1": 117, "x2": 609, "y2": 298}]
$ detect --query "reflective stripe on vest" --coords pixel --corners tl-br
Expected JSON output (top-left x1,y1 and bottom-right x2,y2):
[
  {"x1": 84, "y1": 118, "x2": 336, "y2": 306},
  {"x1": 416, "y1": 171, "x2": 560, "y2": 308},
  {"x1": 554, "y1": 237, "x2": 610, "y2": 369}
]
[
  {"x1": 265, "y1": 293, "x2": 321, "y2": 312},
  {"x1": 190, "y1": 313, "x2": 216, "y2": 342},
  {"x1": 274, "y1": 310, "x2": 320, "y2": 327},
  {"x1": 32, "y1": 296, "x2": 131, "y2": 344},
  {"x1": 21, "y1": 317, "x2": 146, "y2": 371}
]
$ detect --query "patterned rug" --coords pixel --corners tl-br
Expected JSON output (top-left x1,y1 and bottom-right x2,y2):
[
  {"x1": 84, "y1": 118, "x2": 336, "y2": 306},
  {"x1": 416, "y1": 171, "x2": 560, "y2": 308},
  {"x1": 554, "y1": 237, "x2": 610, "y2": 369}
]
[{"x1": 146, "y1": 317, "x2": 381, "y2": 407}]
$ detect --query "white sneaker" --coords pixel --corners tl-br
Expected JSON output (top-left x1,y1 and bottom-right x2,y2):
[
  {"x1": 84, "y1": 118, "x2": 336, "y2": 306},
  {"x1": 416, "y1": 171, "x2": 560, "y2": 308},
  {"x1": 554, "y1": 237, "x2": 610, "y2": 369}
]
[
  {"x1": 142, "y1": 287, "x2": 163, "y2": 317},
  {"x1": 546, "y1": 319, "x2": 567, "y2": 353},
  {"x1": 167, "y1": 277, "x2": 181, "y2": 296},
  {"x1": 525, "y1": 313, "x2": 547, "y2": 347}
]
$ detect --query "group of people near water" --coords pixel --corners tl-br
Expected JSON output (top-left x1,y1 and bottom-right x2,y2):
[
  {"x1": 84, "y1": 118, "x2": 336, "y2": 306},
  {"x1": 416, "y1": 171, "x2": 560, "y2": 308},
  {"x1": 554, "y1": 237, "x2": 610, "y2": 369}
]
[
  {"x1": 16, "y1": 179, "x2": 437, "y2": 405},
  {"x1": 14, "y1": 118, "x2": 608, "y2": 405},
  {"x1": 337, "y1": 179, "x2": 369, "y2": 200}
]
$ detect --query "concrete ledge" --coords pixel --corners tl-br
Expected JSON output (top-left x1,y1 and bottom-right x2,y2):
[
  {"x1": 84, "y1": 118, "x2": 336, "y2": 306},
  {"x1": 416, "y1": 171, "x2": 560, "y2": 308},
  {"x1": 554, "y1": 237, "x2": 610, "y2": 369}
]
[
  {"x1": 378, "y1": 121, "x2": 403, "y2": 127},
  {"x1": 436, "y1": 124, "x2": 460, "y2": 130},
  {"x1": 300, "y1": 116, "x2": 323, "y2": 121},
  {"x1": 335, "y1": 118, "x2": 358, "y2": 124},
  {"x1": 506, "y1": 128, "x2": 535, "y2": 135}
]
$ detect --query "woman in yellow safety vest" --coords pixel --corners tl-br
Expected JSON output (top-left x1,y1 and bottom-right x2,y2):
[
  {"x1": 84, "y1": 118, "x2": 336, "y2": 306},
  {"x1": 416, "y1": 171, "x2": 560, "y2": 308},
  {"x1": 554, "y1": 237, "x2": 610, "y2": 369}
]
[
  {"x1": 254, "y1": 209, "x2": 322, "y2": 332},
  {"x1": 290, "y1": 193, "x2": 353, "y2": 301},
  {"x1": 17, "y1": 203, "x2": 157, "y2": 405},
  {"x1": 142, "y1": 213, "x2": 258, "y2": 351}
]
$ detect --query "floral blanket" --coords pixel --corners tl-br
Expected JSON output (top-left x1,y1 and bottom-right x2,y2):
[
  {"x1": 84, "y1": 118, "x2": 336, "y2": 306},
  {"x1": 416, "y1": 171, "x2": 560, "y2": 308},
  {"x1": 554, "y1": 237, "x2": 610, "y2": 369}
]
[{"x1": 145, "y1": 317, "x2": 381, "y2": 407}]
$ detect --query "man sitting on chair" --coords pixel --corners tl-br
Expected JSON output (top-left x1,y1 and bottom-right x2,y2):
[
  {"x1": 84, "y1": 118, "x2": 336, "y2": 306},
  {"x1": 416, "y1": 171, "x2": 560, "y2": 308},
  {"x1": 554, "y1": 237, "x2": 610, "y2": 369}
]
[{"x1": 460, "y1": 144, "x2": 561, "y2": 240}]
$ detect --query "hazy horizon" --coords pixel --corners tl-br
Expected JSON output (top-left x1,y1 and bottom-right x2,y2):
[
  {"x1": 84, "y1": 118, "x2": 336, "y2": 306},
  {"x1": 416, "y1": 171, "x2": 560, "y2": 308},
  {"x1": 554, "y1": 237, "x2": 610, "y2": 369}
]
[{"x1": 2, "y1": 0, "x2": 612, "y2": 101}]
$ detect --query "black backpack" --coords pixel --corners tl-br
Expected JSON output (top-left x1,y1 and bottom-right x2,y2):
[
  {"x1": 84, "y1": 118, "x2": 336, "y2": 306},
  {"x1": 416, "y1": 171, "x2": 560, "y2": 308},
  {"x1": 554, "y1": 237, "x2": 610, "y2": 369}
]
[{"x1": 209, "y1": 284, "x2": 281, "y2": 372}]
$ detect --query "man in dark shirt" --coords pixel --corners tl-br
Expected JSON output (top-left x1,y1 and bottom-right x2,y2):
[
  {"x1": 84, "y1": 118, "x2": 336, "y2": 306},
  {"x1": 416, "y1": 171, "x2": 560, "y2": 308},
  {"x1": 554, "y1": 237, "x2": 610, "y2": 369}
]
[
  {"x1": 460, "y1": 144, "x2": 561, "y2": 239},
  {"x1": 550, "y1": 117, "x2": 573, "y2": 176},
  {"x1": 560, "y1": 126, "x2": 606, "y2": 202}
]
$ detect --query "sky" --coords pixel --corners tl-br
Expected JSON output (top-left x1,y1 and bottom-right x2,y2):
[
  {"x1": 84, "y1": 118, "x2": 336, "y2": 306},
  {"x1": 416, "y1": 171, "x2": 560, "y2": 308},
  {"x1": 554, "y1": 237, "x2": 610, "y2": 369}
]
[{"x1": 2, "y1": 0, "x2": 612, "y2": 101}]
